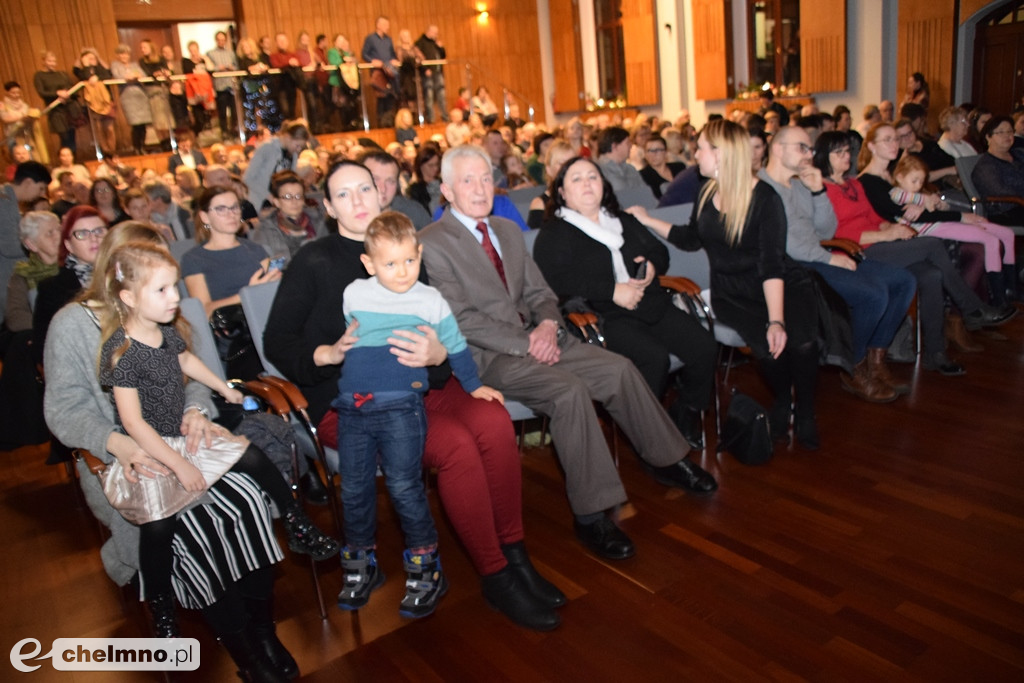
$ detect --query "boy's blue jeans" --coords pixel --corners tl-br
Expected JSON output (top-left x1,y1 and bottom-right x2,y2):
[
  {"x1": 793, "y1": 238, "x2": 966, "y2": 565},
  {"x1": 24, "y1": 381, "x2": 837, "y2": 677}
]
[{"x1": 335, "y1": 392, "x2": 437, "y2": 550}]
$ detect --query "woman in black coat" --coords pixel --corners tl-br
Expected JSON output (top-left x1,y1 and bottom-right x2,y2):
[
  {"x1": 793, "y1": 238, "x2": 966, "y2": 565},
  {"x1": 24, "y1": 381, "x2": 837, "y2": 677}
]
[{"x1": 533, "y1": 156, "x2": 715, "y2": 447}]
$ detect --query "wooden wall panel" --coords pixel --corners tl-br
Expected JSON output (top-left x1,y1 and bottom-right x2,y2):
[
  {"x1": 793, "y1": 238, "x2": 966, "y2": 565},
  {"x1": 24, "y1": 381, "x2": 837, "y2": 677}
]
[
  {"x1": 800, "y1": 0, "x2": 846, "y2": 93},
  {"x1": 235, "y1": 0, "x2": 544, "y2": 123},
  {"x1": 621, "y1": 0, "x2": 659, "y2": 106},
  {"x1": 111, "y1": 0, "x2": 233, "y2": 23},
  {"x1": 898, "y1": 0, "x2": 956, "y2": 134},
  {"x1": 0, "y1": 0, "x2": 543, "y2": 161},
  {"x1": 549, "y1": 0, "x2": 583, "y2": 113},
  {"x1": 959, "y1": 0, "x2": 1000, "y2": 24},
  {"x1": 692, "y1": 0, "x2": 732, "y2": 101},
  {"x1": 0, "y1": 0, "x2": 120, "y2": 159}
]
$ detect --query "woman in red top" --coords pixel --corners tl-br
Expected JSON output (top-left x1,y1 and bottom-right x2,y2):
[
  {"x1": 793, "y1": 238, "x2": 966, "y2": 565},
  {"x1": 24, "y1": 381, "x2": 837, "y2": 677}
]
[{"x1": 814, "y1": 127, "x2": 1006, "y2": 376}]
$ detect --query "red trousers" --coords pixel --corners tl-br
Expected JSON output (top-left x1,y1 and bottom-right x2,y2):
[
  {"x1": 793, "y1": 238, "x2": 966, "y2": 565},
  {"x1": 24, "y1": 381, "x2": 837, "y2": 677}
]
[{"x1": 318, "y1": 377, "x2": 523, "y2": 575}]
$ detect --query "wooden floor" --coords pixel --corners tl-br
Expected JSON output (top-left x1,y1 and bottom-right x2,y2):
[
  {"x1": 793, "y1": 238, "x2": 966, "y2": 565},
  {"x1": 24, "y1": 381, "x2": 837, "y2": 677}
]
[{"x1": 4, "y1": 314, "x2": 1024, "y2": 682}]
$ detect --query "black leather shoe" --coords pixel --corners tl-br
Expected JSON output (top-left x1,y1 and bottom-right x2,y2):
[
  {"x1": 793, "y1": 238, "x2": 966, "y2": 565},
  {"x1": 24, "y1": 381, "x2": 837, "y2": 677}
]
[
  {"x1": 922, "y1": 352, "x2": 966, "y2": 377},
  {"x1": 299, "y1": 469, "x2": 329, "y2": 506},
  {"x1": 573, "y1": 517, "x2": 635, "y2": 560},
  {"x1": 250, "y1": 623, "x2": 299, "y2": 680},
  {"x1": 481, "y1": 566, "x2": 560, "y2": 632},
  {"x1": 646, "y1": 458, "x2": 718, "y2": 493},
  {"x1": 963, "y1": 304, "x2": 1017, "y2": 330},
  {"x1": 501, "y1": 541, "x2": 566, "y2": 608}
]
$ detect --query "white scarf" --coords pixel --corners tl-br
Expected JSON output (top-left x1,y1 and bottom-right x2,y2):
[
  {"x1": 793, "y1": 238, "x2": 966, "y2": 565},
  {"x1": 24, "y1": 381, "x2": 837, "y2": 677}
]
[{"x1": 556, "y1": 207, "x2": 630, "y2": 283}]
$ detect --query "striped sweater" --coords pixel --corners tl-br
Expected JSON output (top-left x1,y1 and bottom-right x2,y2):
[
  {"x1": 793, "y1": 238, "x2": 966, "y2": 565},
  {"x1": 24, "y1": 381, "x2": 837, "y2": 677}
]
[{"x1": 338, "y1": 277, "x2": 483, "y2": 397}]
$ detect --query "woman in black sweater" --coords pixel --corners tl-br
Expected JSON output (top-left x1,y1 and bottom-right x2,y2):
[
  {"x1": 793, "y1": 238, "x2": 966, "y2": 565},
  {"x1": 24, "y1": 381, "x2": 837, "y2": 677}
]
[{"x1": 533, "y1": 156, "x2": 715, "y2": 448}]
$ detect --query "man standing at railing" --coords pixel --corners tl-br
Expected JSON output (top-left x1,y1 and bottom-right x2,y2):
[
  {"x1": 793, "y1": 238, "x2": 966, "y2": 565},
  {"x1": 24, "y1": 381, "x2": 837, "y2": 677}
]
[
  {"x1": 207, "y1": 31, "x2": 238, "y2": 141},
  {"x1": 416, "y1": 25, "x2": 448, "y2": 124},
  {"x1": 362, "y1": 16, "x2": 401, "y2": 128}
]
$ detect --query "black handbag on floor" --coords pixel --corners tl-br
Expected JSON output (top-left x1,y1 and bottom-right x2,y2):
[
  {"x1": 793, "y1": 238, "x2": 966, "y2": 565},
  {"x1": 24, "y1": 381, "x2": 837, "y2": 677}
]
[{"x1": 718, "y1": 392, "x2": 773, "y2": 465}]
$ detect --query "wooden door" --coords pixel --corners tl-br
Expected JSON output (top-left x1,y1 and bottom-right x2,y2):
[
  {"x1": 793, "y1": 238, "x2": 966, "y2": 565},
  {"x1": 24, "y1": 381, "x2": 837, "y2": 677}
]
[
  {"x1": 692, "y1": 0, "x2": 733, "y2": 100},
  {"x1": 551, "y1": 0, "x2": 585, "y2": 112},
  {"x1": 974, "y1": 24, "x2": 1024, "y2": 115},
  {"x1": 621, "y1": 0, "x2": 659, "y2": 106}
]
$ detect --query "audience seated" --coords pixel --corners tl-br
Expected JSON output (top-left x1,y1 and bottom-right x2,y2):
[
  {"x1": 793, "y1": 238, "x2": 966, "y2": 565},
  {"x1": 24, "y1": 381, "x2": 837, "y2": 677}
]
[
  {"x1": 420, "y1": 145, "x2": 717, "y2": 562},
  {"x1": 250, "y1": 170, "x2": 327, "y2": 266},
  {"x1": 533, "y1": 156, "x2": 715, "y2": 448}
]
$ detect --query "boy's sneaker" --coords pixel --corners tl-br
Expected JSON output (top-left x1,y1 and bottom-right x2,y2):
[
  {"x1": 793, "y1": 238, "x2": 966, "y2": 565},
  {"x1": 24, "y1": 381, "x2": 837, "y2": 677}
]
[
  {"x1": 399, "y1": 549, "x2": 449, "y2": 618},
  {"x1": 337, "y1": 548, "x2": 385, "y2": 610}
]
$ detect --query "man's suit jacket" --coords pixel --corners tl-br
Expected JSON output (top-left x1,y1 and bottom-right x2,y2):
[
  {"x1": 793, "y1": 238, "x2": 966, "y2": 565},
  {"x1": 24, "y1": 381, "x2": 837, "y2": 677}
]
[
  {"x1": 420, "y1": 210, "x2": 561, "y2": 374},
  {"x1": 167, "y1": 150, "x2": 208, "y2": 175}
]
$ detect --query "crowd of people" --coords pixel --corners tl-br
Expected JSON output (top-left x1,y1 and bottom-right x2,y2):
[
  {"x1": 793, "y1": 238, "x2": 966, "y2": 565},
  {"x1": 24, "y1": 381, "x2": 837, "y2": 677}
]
[
  {"x1": 0, "y1": 60, "x2": 1021, "y2": 680},
  {"x1": 2, "y1": 18, "x2": 457, "y2": 165}
]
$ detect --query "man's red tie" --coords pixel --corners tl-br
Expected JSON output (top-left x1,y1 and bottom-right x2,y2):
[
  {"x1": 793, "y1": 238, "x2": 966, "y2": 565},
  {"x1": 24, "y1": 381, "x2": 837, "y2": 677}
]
[{"x1": 476, "y1": 221, "x2": 507, "y2": 290}]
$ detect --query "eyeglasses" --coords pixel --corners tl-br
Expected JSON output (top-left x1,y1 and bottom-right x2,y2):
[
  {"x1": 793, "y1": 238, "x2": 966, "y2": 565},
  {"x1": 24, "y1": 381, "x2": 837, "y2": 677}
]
[
  {"x1": 645, "y1": 147, "x2": 666, "y2": 154},
  {"x1": 209, "y1": 204, "x2": 242, "y2": 215},
  {"x1": 277, "y1": 193, "x2": 304, "y2": 201},
  {"x1": 991, "y1": 128, "x2": 1014, "y2": 137},
  {"x1": 93, "y1": 186, "x2": 112, "y2": 194},
  {"x1": 780, "y1": 142, "x2": 812, "y2": 154},
  {"x1": 72, "y1": 227, "x2": 107, "y2": 240}
]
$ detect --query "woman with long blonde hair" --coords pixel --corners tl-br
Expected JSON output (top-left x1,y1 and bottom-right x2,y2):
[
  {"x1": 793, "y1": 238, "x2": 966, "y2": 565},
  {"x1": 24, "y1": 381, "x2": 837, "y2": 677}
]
[{"x1": 635, "y1": 119, "x2": 824, "y2": 450}]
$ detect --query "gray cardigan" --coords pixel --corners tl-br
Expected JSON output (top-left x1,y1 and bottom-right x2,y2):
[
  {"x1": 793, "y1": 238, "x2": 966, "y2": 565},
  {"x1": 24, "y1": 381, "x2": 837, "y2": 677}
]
[{"x1": 42, "y1": 302, "x2": 215, "y2": 585}]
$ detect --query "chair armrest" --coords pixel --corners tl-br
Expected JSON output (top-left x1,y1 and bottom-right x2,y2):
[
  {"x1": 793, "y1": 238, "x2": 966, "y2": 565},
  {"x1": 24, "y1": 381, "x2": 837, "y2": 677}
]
[
  {"x1": 985, "y1": 195, "x2": 1024, "y2": 206},
  {"x1": 658, "y1": 275, "x2": 702, "y2": 296},
  {"x1": 821, "y1": 238, "x2": 864, "y2": 260},
  {"x1": 258, "y1": 374, "x2": 310, "y2": 411},
  {"x1": 566, "y1": 311, "x2": 598, "y2": 329},
  {"x1": 230, "y1": 379, "x2": 292, "y2": 416},
  {"x1": 73, "y1": 449, "x2": 107, "y2": 475}
]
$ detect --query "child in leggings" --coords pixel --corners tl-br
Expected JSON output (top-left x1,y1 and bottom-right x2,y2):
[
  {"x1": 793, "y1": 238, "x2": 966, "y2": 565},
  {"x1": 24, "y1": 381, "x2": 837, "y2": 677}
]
[{"x1": 97, "y1": 241, "x2": 338, "y2": 638}]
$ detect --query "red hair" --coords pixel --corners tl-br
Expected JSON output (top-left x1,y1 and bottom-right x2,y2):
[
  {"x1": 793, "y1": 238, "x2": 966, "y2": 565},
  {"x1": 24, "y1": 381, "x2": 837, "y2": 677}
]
[{"x1": 59, "y1": 205, "x2": 104, "y2": 263}]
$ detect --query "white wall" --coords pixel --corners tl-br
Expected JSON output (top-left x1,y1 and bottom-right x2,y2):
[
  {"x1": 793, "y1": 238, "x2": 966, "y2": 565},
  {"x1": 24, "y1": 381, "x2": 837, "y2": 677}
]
[
  {"x1": 536, "y1": 0, "x2": 899, "y2": 127},
  {"x1": 656, "y1": 0, "x2": 684, "y2": 118},
  {"x1": 176, "y1": 21, "x2": 235, "y2": 56}
]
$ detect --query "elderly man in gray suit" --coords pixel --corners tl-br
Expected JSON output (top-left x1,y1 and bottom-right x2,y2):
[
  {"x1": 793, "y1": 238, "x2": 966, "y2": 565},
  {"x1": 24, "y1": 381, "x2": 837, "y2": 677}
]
[{"x1": 420, "y1": 145, "x2": 717, "y2": 561}]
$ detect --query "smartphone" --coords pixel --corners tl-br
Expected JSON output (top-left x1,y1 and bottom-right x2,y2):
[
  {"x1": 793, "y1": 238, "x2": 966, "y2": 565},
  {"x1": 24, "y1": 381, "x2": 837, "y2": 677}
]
[
  {"x1": 630, "y1": 258, "x2": 648, "y2": 280},
  {"x1": 268, "y1": 256, "x2": 286, "y2": 272}
]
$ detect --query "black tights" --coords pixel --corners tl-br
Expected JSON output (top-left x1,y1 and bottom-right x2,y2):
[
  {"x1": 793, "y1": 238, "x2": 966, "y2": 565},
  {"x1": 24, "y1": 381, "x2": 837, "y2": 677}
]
[
  {"x1": 138, "y1": 445, "x2": 292, "y2": 598},
  {"x1": 759, "y1": 339, "x2": 819, "y2": 419},
  {"x1": 200, "y1": 566, "x2": 274, "y2": 637}
]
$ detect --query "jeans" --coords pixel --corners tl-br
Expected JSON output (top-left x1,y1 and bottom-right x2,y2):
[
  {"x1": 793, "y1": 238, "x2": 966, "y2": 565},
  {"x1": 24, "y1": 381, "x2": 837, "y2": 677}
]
[
  {"x1": 336, "y1": 392, "x2": 436, "y2": 550},
  {"x1": 422, "y1": 72, "x2": 447, "y2": 123},
  {"x1": 802, "y1": 259, "x2": 917, "y2": 362}
]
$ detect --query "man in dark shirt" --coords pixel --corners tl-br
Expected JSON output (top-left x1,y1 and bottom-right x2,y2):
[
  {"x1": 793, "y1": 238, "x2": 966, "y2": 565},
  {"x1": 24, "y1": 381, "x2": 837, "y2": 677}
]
[
  {"x1": 362, "y1": 16, "x2": 401, "y2": 127},
  {"x1": 415, "y1": 25, "x2": 448, "y2": 124}
]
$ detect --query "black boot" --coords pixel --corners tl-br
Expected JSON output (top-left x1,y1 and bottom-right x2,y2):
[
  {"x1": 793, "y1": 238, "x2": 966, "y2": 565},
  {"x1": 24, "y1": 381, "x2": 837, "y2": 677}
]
[
  {"x1": 500, "y1": 541, "x2": 566, "y2": 608},
  {"x1": 481, "y1": 566, "x2": 560, "y2": 632},
  {"x1": 219, "y1": 629, "x2": 288, "y2": 683},
  {"x1": 986, "y1": 272, "x2": 1014, "y2": 312},
  {"x1": 246, "y1": 597, "x2": 299, "y2": 680},
  {"x1": 281, "y1": 502, "x2": 339, "y2": 561},
  {"x1": 147, "y1": 592, "x2": 180, "y2": 638},
  {"x1": 1003, "y1": 264, "x2": 1023, "y2": 303},
  {"x1": 299, "y1": 466, "x2": 328, "y2": 506}
]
